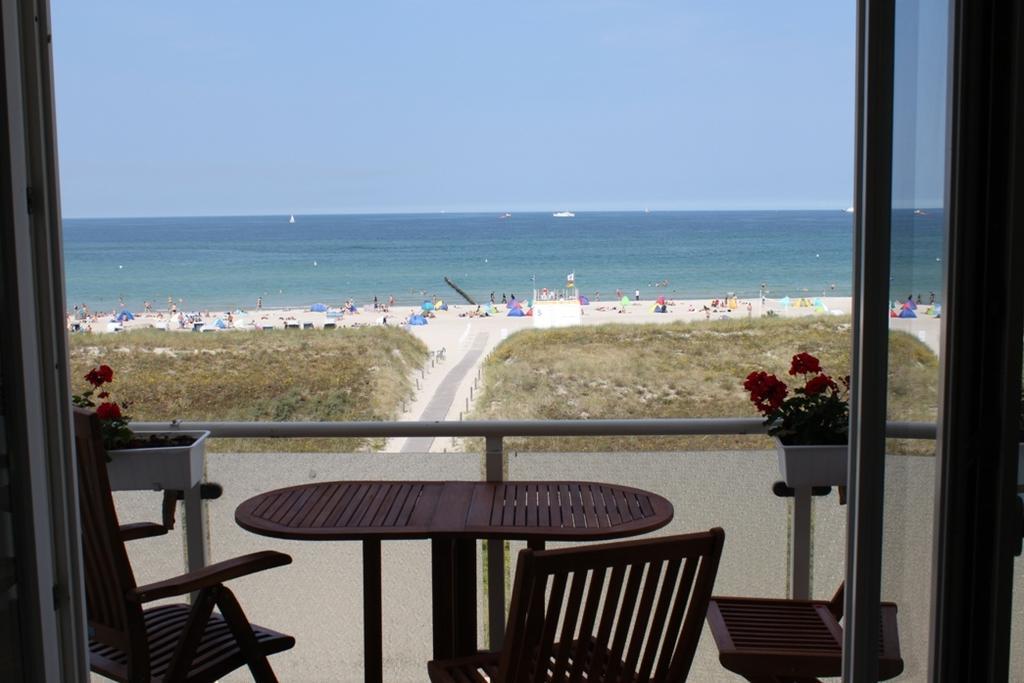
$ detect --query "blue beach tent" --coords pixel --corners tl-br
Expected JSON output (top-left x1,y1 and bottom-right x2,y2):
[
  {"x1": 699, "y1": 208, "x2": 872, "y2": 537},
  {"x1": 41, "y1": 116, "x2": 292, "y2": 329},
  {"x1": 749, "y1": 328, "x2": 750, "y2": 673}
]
[
  {"x1": 214, "y1": 318, "x2": 227, "y2": 328},
  {"x1": 116, "y1": 310, "x2": 135, "y2": 322},
  {"x1": 507, "y1": 308, "x2": 525, "y2": 317},
  {"x1": 579, "y1": 295, "x2": 590, "y2": 305},
  {"x1": 310, "y1": 303, "x2": 328, "y2": 312},
  {"x1": 408, "y1": 314, "x2": 427, "y2": 325},
  {"x1": 421, "y1": 301, "x2": 435, "y2": 311},
  {"x1": 898, "y1": 308, "x2": 917, "y2": 318}
]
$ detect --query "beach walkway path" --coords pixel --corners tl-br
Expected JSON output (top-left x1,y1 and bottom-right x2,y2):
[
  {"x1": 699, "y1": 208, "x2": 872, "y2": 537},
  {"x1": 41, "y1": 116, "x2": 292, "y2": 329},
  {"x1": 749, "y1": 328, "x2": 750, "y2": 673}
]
[{"x1": 399, "y1": 331, "x2": 490, "y2": 453}]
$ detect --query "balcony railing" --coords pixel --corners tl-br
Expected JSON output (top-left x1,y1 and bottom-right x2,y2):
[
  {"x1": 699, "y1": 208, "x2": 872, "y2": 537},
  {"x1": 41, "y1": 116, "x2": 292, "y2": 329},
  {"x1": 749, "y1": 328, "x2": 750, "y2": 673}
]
[{"x1": 120, "y1": 418, "x2": 944, "y2": 681}]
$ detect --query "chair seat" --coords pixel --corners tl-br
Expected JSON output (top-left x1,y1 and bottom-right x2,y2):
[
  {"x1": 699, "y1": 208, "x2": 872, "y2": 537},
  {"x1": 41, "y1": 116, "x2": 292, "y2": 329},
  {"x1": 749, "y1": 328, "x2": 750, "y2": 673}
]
[
  {"x1": 90, "y1": 603, "x2": 295, "y2": 682},
  {"x1": 707, "y1": 597, "x2": 903, "y2": 681},
  {"x1": 428, "y1": 638, "x2": 633, "y2": 683}
]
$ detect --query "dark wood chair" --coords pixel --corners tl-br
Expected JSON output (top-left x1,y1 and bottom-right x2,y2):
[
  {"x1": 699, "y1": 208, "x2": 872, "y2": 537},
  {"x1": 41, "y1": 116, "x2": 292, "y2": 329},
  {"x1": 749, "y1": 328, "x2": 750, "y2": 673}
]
[
  {"x1": 706, "y1": 583, "x2": 904, "y2": 682},
  {"x1": 428, "y1": 527, "x2": 725, "y2": 682},
  {"x1": 73, "y1": 409, "x2": 295, "y2": 682}
]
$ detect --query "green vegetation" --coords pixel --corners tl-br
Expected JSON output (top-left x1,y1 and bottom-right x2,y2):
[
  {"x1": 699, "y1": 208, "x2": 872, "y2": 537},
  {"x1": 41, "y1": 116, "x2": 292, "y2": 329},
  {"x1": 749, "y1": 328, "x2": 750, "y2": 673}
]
[
  {"x1": 468, "y1": 316, "x2": 939, "y2": 454},
  {"x1": 69, "y1": 327, "x2": 428, "y2": 452}
]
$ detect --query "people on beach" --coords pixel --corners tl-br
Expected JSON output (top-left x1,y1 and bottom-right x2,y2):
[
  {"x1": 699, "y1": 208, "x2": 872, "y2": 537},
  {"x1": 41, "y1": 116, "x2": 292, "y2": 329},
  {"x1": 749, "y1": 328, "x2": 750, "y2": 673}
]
[
  {"x1": 634, "y1": 289, "x2": 640, "y2": 301},
  {"x1": 257, "y1": 296, "x2": 262, "y2": 310}
]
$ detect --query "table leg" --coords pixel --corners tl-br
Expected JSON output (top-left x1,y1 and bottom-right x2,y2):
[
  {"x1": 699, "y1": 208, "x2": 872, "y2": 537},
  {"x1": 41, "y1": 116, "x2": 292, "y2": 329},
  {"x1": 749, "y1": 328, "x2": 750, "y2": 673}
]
[
  {"x1": 432, "y1": 538, "x2": 479, "y2": 659},
  {"x1": 363, "y1": 540, "x2": 383, "y2": 683},
  {"x1": 452, "y1": 539, "x2": 477, "y2": 655},
  {"x1": 432, "y1": 539, "x2": 454, "y2": 659}
]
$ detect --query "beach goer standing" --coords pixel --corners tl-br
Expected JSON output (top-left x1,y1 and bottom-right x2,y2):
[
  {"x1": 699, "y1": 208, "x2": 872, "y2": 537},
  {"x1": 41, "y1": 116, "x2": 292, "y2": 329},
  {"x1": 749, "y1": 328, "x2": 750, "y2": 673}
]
[
  {"x1": 501, "y1": 293, "x2": 507, "y2": 303},
  {"x1": 747, "y1": 302, "x2": 753, "y2": 318},
  {"x1": 634, "y1": 289, "x2": 640, "y2": 302},
  {"x1": 256, "y1": 296, "x2": 262, "y2": 310},
  {"x1": 490, "y1": 292, "x2": 495, "y2": 303},
  {"x1": 167, "y1": 296, "x2": 173, "y2": 311}
]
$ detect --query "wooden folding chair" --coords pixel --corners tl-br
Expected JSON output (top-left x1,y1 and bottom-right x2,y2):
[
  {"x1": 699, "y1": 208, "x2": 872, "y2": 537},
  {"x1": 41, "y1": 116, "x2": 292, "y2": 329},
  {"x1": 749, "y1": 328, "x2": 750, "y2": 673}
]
[
  {"x1": 74, "y1": 409, "x2": 295, "y2": 682},
  {"x1": 428, "y1": 528, "x2": 725, "y2": 682},
  {"x1": 706, "y1": 583, "x2": 903, "y2": 682}
]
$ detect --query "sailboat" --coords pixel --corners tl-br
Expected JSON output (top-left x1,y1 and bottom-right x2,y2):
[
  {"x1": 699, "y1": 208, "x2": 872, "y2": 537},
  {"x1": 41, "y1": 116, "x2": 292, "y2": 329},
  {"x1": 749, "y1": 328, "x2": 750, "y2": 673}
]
[{"x1": 289, "y1": 214, "x2": 296, "y2": 224}]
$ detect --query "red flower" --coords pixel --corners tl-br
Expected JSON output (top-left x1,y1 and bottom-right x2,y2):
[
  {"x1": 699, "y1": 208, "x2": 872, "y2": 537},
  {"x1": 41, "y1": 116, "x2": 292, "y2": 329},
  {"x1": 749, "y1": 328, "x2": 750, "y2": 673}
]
[
  {"x1": 96, "y1": 402, "x2": 122, "y2": 421},
  {"x1": 84, "y1": 364, "x2": 114, "y2": 387},
  {"x1": 744, "y1": 371, "x2": 789, "y2": 415},
  {"x1": 804, "y1": 374, "x2": 837, "y2": 395},
  {"x1": 789, "y1": 352, "x2": 822, "y2": 376},
  {"x1": 97, "y1": 391, "x2": 110, "y2": 399}
]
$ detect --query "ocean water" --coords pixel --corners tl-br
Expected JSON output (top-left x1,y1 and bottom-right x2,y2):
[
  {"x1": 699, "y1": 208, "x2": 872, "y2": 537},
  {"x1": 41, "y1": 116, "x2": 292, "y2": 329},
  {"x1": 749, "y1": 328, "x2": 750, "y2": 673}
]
[{"x1": 62, "y1": 210, "x2": 944, "y2": 311}]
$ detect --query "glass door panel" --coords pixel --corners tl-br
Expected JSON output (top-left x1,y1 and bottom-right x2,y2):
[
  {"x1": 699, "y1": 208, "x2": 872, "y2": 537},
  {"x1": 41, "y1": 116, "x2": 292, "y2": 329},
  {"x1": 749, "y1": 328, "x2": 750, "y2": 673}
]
[{"x1": 879, "y1": 0, "x2": 949, "y2": 677}]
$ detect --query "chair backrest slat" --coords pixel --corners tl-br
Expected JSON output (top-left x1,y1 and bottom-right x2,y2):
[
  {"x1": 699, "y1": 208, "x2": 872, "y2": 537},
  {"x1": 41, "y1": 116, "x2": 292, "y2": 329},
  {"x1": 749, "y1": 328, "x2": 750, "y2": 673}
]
[
  {"x1": 498, "y1": 528, "x2": 725, "y2": 683},
  {"x1": 652, "y1": 553, "x2": 699, "y2": 682},
  {"x1": 589, "y1": 563, "x2": 627, "y2": 676},
  {"x1": 603, "y1": 561, "x2": 646, "y2": 680},
  {"x1": 549, "y1": 569, "x2": 588, "y2": 680},
  {"x1": 73, "y1": 409, "x2": 147, "y2": 678},
  {"x1": 530, "y1": 571, "x2": 569, "y2": 680},
  {"x1": 623, "y1": 559, "x2": 665, "y2": 675},
  {"x1": 567, "y1": 567, "x2": 607, "y2": 683},
  {"x1": 635, "y1": 557, "x2": 682, "y2": 681}
]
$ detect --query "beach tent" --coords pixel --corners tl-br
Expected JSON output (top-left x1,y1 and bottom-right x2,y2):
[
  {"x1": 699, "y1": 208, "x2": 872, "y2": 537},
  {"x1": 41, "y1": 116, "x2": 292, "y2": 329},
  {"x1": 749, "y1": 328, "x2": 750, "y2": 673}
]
[
  {"x1": 579, "y1": 295, "x2": 590, "y2": 305},
  {"x1": 508, "y1": 308, "x2": 525, "y2": 317},
  {"x1": 421, "y1": 301, "x2": 435, "y2": 311},
  {"x1": 408, "y1": 314, "x2": 427, "y2": 325},
  {"x1": 310, "y1": 303, "x2": 328, "y2": 312},
  {"x1": 653, "y1": 304, "x2": 667, "y2": 313},
  {"x1": 214, "y1": 318, "x2": 227, "y2": 329},
  {"x1": 621, "y1": 295, "x2": 630, "y2": 307},
  {"x1": 116, "y1": 310, "x2": 135, "y2": 322},
  {"x1": 780, "y1": 296, "x2": 791, "y2": 310},
  {"x1": 898, "y1": 308, "x2": 917, "y2": 318},
  {"x1": 656, "y1": 295, "x2": 666, "y2": 305}
]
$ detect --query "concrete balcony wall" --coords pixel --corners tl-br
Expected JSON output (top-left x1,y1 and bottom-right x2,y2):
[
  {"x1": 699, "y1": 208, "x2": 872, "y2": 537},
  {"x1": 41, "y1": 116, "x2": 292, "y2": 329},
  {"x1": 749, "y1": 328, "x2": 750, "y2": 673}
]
[{"x1": 105, "y1": 450, "x2": 1024, "y2": 682}]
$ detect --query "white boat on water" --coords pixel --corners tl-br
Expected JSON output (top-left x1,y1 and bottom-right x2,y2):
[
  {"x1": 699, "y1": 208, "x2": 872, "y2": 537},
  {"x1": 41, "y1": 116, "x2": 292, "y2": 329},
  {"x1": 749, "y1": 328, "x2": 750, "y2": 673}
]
[
  {"x1": 844, "y1": 206, "x2": 855, "y2": 213},
  {"x1": 553, "y1": 211, "x2": 575, "y2": 218},
  {"x1": 500, "y1": 212, "x2": 512, "y2": 219},
  {"x1": 289, "y1": 214, "x2": 296, "y2": 223}
]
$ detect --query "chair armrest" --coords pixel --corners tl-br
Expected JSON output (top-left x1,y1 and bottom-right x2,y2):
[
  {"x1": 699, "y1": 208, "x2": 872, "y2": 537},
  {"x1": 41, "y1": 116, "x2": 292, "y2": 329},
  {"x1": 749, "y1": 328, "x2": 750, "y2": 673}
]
[
  {"x1": 131, "y1": 550, "x2": 291, "y2": 603},
  {"x1": 120, "y1": 522, "x2": 169, "y2": 542}
]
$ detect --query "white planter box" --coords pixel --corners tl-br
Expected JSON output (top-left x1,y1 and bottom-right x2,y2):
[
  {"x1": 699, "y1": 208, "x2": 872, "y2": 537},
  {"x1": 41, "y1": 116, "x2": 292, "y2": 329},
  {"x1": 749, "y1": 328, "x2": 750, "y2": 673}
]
[
  {"x1": 106, "y1": 430, "x2": 209, "y2": 492},
  {"x1": 775, "y1": 438, "x2": 848, "y2": 487}
]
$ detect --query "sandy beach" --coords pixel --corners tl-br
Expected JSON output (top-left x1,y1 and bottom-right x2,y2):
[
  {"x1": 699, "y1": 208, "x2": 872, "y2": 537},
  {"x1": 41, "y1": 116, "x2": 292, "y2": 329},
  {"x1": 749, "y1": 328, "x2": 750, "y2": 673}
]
[{"x1": 71, "y1": 295, "x2": 942, "y2": 453}]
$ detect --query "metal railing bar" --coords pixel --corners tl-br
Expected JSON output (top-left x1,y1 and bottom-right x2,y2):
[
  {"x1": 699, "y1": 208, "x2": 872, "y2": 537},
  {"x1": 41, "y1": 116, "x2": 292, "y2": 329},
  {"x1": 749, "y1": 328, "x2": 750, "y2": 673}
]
[{"x1": 133, "y1": 417, "x2": 938, "y2": 440}]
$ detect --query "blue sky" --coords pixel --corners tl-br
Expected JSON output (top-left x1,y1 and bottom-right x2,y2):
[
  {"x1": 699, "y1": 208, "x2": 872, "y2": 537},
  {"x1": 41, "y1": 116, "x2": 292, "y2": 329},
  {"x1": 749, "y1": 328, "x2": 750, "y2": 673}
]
[{"x1": 53, "y1": 1, "x2": 857, "y2": 217}]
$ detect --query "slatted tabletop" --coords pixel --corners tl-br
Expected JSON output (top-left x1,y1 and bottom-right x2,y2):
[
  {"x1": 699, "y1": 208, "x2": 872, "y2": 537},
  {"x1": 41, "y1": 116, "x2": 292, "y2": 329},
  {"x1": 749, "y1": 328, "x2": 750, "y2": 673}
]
[{"x1": 235, "y1": 480, "x2": 673, "y2": 541}]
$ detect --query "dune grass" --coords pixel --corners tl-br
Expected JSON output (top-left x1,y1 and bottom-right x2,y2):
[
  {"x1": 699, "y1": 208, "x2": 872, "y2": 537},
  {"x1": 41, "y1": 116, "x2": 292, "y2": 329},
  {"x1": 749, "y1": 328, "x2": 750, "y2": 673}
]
[
  {"x1": 69, "y1": 327, "x2": 428, "y2": 452},
  {"x1": 467, "y1": 316, "x2": 939, "y2": 454}
]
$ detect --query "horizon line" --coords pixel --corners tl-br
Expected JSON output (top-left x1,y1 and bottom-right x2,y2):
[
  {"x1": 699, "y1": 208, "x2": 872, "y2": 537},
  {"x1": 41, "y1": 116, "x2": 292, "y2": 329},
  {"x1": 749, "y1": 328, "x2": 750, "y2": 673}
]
[{"x1": 62, "y1": 205, "x2": 879, "y2": 221}]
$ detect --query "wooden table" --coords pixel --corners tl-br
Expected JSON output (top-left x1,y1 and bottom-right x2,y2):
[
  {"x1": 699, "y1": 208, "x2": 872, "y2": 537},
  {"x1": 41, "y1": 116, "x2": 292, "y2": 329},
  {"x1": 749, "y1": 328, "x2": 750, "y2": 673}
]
[{"x1": 235, "y1": 480, "x2": 673, "y2": 682}]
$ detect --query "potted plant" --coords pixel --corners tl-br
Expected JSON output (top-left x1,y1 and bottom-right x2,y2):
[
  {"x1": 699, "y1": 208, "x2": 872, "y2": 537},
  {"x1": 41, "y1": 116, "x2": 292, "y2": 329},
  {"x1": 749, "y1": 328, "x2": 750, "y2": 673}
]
[
  {"x1": 73, "y1": 364, "x2": 208, "y2": 491},
  {"x1": 744, "y1": 352, "x2": 850, "y2": 487}
]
